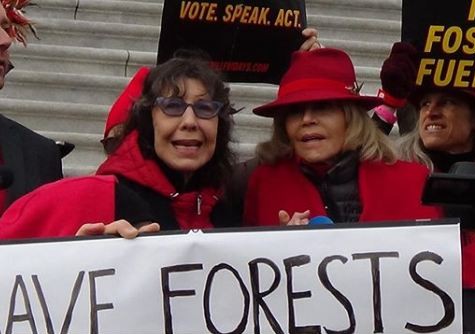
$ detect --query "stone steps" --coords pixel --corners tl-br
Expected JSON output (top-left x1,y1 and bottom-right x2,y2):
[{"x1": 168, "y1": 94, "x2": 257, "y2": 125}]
[
  {"x1": 11, "y1": 38, "x2": 391, "y2": 77},
  {"x1": 10, "y1": 44, "x2": 155, "y2": 76},
  {"x1": 307, "y1": 0, "x2": 401, "y2": 20},
  {"x1": 2, "y1": 70, "x2": 127, "y2": 105},
  {"x1": 29, "y1": 18, "x2": 159, "y2": 51},
  {"x1": 308, "y1": 14, "x2": 400, "y2": 44},
  {"x1": 31, "y1": 0, "x2": 162, "y2": 25},
  {"x1": 0, "y1": 98, "x2": 108, "y2": 134},
  {"x1": 3, "y1": 68, "x2": 380, "y2": 108}
]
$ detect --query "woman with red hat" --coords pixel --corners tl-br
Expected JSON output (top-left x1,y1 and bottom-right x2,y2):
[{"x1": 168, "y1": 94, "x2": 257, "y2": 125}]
[{"x1": 243, "y1": 47, "x2": 442, "y2": 227}]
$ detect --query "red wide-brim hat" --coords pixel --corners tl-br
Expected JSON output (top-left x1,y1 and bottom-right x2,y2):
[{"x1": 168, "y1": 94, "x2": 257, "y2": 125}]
[{"x1": 253, "y1": 48, "x2": 383, "y2": 117}]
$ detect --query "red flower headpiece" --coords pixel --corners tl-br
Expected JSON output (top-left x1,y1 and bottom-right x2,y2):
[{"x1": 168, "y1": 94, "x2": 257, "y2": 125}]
[{"x1": 1, "y1": 0, "x2": 36, "y2": 46}]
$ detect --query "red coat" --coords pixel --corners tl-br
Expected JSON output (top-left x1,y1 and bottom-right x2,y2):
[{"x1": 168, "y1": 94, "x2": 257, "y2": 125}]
[
  {"x1": 244, "y1": 158, "x2": 443, "y2": 226},
  {"x1": 0, "y1": 131, "x2": 219, "y2": 240},
  {"x1": 463, "y1": 232, "x2": 475, "y2": 288},
  {"x1": 243, "y1": 158, "x2": 475, "y2": 288}
]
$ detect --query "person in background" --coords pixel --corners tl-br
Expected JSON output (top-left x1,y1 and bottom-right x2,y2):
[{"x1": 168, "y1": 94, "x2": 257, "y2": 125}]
[
  {"x1": 400, "y1": 86, "x2": 475, "y2": 333},
  {"x1": 376, "y1": 41, "x2": 475, "y2": 333},
  {"x1": 0, "y1": 54, "x2": 237, "y2": 239},
  {"x1": 243, "y1": 47, "x2": 442, "y2": 226},
  {"x1": 320, "y1": 39, "x2": 475, "y2": 332},
  {"x1": 398, "y1": 89, "x2": 475, "y2": 171},
  {"x1": 0, "y1": 0, "x2": 65, "y2": 215}
]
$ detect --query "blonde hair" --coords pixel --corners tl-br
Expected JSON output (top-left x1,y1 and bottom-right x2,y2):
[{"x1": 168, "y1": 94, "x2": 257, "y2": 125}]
[
  {"x1": 397, "y1": 121, "x2": 434, "y2": 170},
  {"x1": 256, "y1": 102, "x2": 397, "y2": 164}
]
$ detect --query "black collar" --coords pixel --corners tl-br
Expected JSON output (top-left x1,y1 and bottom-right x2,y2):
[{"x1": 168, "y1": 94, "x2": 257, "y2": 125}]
[
  {"x1": 300, "y1": 151, "x2": 359, "y2": 185},
  {"x1": 425, "y1": 149, "x2": 475, "y2": 173}
]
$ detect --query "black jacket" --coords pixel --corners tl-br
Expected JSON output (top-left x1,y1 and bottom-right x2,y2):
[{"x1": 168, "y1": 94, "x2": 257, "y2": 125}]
[{"x1": 0, "y1": 115, "x2": 63, "y2": 208}]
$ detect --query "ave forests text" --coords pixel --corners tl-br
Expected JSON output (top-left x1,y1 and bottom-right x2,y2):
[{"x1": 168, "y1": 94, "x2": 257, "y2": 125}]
[{"x1": 2, "y1": 251, "x2": 454, "y2": 334}]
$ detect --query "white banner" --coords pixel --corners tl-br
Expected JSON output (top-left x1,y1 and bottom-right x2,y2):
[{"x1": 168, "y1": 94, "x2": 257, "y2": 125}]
[{"x1": 0, "y1": 222, "x2": 462, "y2": 333}]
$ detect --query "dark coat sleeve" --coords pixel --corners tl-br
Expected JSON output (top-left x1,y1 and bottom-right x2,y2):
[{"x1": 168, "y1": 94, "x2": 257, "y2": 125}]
[
  {"x1": 213, "y1": 157, "x2": 260, "y2": 227},
  {"x1": 371, "y1": 112, "x2": 394, "y2": 135},
  {"x1": 0, "y1": 115, "x2": 63, "y2": 207}
]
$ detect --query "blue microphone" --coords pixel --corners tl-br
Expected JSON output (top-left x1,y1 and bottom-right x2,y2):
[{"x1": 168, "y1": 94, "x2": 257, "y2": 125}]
[{"x1": 309, "y1": 216, "x2": 334, "y2": 225}]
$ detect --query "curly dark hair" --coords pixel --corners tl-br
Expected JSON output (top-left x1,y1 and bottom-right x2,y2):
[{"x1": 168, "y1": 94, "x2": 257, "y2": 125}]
[{"x1": 120, "y1": 56, "x2": 235, "y2": 189}]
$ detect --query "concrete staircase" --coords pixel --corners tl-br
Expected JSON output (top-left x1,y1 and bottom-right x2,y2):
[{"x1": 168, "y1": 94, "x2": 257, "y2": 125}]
[{"x1": 0, "y1": 0, "x2": 402, "y2": 176}]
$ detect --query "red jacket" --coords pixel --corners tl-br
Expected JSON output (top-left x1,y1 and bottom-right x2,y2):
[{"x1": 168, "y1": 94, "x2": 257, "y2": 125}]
[
  {"x1": 463, "y1": 232, "x2": 475, "y2": 288},
  {"x1": 0, "y1": 131, "x2": 219, "y2": 239},
  {"x1": 243, "y1": 158, "x2": 475, "y2": 288},
  {"x1": 244, "y1": 158, "x2": 442, "y2": 226}
]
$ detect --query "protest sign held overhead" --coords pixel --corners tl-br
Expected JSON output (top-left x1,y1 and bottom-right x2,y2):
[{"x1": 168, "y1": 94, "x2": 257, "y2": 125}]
[
  {"x1": 402, "y1": 0, "x2": 475, "y2": 89},
  {"x1": 157, "y1": 0, "x2": 307, "y2": 84},
  {"x1": 0, "y1": 222, "x2": 462, "y2": 333}
]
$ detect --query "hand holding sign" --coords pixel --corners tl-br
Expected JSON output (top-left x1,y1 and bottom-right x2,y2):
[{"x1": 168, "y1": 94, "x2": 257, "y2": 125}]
[
  {"x1": 76, "y1": 220, "x2": 160, "y2": 239},
  {"x1": 278, "y1": 209, "x2": 310, "y2": 225},
  {"x1": 299, "y1": 27, "x2": 322, "y2": 51}
]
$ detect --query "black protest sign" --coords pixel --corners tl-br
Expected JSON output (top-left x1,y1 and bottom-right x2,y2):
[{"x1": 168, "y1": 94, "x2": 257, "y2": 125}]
[
  {"x1": 157, "y1": 0, "x2": 307, "y2": 84},
  {"x1": 402, "y1": 0, "x2": 475, "y2": 89}
]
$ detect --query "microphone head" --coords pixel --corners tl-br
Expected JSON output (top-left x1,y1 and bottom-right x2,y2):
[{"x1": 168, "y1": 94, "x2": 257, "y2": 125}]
[
  {"x1": 309, "y1": 215, "x2": 334, "y2": 225},
  {"x1": 0, "y1": 167, "x2": 14, "y2": 189}
]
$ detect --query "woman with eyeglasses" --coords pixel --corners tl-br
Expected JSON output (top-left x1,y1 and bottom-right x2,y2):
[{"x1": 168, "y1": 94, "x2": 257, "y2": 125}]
[{"x1": 0, "y1": 55, "x2": 237, "y2": 239}]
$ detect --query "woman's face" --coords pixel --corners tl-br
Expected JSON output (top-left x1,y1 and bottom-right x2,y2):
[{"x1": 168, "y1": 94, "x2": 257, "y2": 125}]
[
  {"x1": 285, "y1": 102, "x2": 347, "y2": 164},
  {"x1": 418, "y1": 92, "x2": 475, "y2": 154},
  {"x1": 151, "y1": 78, "x2": 219, "y2": 173}
]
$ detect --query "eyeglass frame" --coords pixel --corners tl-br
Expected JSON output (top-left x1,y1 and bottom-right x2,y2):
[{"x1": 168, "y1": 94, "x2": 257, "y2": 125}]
[{"x1": 153, "y1": 96, "x2": 224, "y2": 119}]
